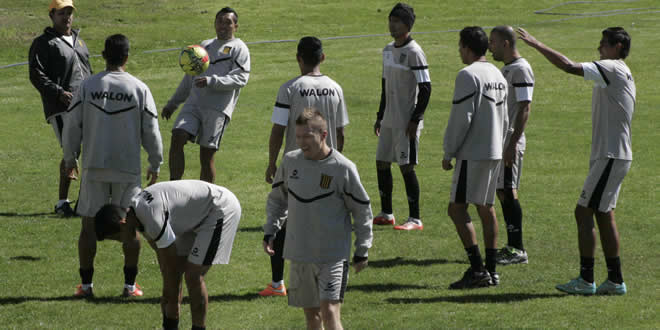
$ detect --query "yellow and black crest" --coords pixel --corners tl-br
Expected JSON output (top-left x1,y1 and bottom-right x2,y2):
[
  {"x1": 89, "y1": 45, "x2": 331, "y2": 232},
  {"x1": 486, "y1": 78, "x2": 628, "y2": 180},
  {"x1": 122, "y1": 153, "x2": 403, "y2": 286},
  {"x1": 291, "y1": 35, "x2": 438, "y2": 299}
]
[
  {"x1": 319, "y1": 174, "x2": 333, "y2": 189},
  {"x1": 222, "y1": 46, "x2": 232, "y2": 54}
]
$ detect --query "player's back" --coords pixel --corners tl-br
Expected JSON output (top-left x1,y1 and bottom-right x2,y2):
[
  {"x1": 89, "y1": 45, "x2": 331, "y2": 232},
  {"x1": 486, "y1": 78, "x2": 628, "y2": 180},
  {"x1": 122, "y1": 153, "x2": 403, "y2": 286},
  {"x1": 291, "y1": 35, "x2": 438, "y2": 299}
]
[{"x1": 281, "y1": 75, "x2": 349, "y2": 153}]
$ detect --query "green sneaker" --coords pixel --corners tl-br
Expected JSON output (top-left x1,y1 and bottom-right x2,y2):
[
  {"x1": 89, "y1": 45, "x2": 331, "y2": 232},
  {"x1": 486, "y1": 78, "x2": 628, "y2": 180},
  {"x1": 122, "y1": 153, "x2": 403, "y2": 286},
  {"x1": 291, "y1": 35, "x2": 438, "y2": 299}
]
[
  {"x1": 496, "y1": 246, "x2": 528, "y2": 265},
  {"x1": 556, "y1": 277, "x2": 596, "y2": 295},
  {"x1": 596, "y1": 280, "x2": 627, "y2": 295}
]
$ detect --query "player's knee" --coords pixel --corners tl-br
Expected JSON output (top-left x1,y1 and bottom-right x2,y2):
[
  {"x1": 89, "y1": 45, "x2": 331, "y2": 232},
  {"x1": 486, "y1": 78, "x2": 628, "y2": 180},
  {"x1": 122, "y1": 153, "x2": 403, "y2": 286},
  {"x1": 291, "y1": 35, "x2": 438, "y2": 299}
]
[
  {"x1": 399, "y1": 164, "x2": 415, "y2": 174},
  {"x1": 497, "y1": 189, "x2": 514, "y2": 202},
  {"x1": 376, "y1": 161, "x2": 390, "y2": 170},
  {"x1": 170, "y1": 129, "x2": 189, "y2": 148}
]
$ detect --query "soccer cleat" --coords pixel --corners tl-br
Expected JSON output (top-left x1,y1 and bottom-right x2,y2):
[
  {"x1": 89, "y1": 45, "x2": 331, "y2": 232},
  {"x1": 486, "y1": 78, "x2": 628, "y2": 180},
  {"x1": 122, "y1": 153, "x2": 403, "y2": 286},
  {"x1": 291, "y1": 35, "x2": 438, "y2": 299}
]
[
  {"x1": 121, "y1": 283, "x2": 144, "y2": 297},
  {"x1": 393, "y1": 218, "x2": 423, "y2": 231},
  {"x1": 488, "y1": 271, "x2": 500, "y2": 286},
  {"x1": 74, "y1": 284, "x2": 94, "y2": 298},
  {"x1": 373, "y1": 213, "x2": 395, "y2": 225},
  {"x1": 258, "y1": 283, "x2": 287, "y2": 297},
  {"x1": 556, "y1": 277, "x2": 596, "y2": 295},
  {"x1": 596, "y1": 280, "x2": 627, "y2": 295},
  {"x1": 55, "y1": 201, "x2": 76, "y2": 217},
  {"x1": 448, "y1": 267, "x2": 492, "y2": 289},
  {"x1": 496, "y1": 246, "x2": 528, "y2": 265}
]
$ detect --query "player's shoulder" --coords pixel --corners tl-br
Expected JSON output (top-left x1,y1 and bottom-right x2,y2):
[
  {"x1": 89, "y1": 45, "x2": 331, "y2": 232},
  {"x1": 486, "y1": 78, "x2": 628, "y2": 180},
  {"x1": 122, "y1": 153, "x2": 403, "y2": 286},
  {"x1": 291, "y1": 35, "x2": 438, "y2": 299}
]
[
  {"x1": 328, "y1": 150, "x2": 358, "y2": 171},
  {"x1": 200, "y1": 38, "x2": 216, "y2": 48},
  {"x1": 383, "y1": 42, "x2": 395, "y2": 52}
]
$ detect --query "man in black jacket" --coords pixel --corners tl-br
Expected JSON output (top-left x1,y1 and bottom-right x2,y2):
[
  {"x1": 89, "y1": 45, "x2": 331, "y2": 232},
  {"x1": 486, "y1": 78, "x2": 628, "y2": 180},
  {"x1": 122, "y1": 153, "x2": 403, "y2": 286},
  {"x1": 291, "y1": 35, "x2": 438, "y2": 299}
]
[{"x1": 29, "y1": 0, "x2": 92, "y2": 217}]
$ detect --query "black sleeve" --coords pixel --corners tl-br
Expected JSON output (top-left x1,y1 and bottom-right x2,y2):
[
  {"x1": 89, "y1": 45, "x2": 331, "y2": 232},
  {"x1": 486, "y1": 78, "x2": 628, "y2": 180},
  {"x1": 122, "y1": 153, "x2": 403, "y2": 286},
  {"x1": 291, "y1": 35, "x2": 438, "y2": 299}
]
[
  {"x1": 410, "y1": 82, "x2": 431, "y2": 123},
  {"x1": 377, "y1": 78, "x2": 386, "y2": 121}
]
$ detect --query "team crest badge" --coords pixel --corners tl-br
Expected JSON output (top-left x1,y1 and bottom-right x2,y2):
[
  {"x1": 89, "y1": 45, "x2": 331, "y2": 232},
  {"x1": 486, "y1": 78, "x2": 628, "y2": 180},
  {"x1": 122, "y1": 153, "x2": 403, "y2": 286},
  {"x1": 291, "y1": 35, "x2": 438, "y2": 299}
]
[
  {"x1": 319, "y1": 174, "x2": 333, "y2": 189},
  {"x1": 222, "y1": 46, "x2": 232, "y2": 54}
]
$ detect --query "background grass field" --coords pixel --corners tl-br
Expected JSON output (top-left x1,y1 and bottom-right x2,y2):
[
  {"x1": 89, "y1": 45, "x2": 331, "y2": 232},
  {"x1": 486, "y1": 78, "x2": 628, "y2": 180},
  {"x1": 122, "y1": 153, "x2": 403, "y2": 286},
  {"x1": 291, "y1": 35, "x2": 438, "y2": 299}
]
[{"x1": 1, "y1": 0, "x2": 659, "y2": 328}]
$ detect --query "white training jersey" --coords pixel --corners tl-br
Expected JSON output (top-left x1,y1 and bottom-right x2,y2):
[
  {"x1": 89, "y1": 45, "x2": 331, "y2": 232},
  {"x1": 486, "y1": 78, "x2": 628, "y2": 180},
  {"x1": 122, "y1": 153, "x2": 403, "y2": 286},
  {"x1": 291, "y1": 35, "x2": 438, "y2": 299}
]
[
  {"x1": 501, "y1": 58, "x2": 534, "y2": 151},
  {"x1": 381, "y1": 38, "x2": 431, "y2": 129},
  {"x1": 581, "y1": 59, "x2": 635, "y2": 161},
  {"x1": 132, "y1": 180, "x2": 239, "y2": 249},
  {"x1": 165, "y1": 37, "x2": 250, "y2": 118},
  {"x1": 443, "y1": 61, "x2": 509, "y2": 161},
  {"x1": 271, "y1": 74, "x2": 349, "y2": 153},
  {"x1": 264, "y1": 149, "x2": 373, "y2": 263},
  {"x1": 63, "y1": 71, "x2": 163, "y2": 177}
]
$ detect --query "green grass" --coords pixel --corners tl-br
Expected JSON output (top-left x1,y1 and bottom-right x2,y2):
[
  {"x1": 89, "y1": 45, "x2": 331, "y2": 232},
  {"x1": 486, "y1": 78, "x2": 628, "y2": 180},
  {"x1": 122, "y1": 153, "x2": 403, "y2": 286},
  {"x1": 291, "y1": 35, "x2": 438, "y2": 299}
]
[{"x1": 1, "y1": 0, "x2": 659, "y2": 328}]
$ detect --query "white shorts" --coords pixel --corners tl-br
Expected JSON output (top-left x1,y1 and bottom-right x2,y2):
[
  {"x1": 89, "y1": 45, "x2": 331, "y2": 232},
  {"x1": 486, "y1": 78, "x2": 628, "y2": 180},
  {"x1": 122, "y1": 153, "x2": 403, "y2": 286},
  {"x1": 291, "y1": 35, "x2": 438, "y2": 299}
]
[
  {"x1": 175, "y1": 191, "x2": 241, "y2": 265},
  {"x1": 77, "y1": 172, "x2": 141, "y2": 218},
  {"x1": 173, "y1": 104, "x2": 229, "y2": 149},
  {"x1": 48, "y1": 114, "x2": 65, "y2": 147},
  {"x1": 497, "y1": 149, "x2": 524, "y2": 190},
  {"x1": 376, "y1": 126, "x2": 420, "y2": 165},
  {"x1": 451, "y1": 159, "x2": 500, "y2": 206},
  {"x1": 577, "y1": 158, "x2": 631, "y2": 213},
  {"x1": 288, "y1": 260, "x2": 349, "y2": 308}
]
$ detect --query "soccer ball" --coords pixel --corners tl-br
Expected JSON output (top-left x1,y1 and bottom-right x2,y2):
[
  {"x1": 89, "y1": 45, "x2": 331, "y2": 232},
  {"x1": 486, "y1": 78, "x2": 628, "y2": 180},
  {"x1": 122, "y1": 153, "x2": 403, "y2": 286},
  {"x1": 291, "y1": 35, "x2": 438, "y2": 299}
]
[{"x1": 179, "y1": 45, "x2": 209, "y2": 76}]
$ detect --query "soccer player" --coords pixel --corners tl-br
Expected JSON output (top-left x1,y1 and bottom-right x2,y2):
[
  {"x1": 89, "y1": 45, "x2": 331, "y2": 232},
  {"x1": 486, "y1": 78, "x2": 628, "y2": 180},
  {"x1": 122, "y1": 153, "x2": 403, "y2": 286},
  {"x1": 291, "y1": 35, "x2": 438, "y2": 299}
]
[
  {"x1": 488, "y1": 26, "x2": 535, "y2": 265},
  {"x1": 518, "y1": 27, "x2": 635, "y2": 295},
  {"x1": 94, "y1": 180, "x2": 241, "y2": 330},
  {"x1": 260, "y1": 36, "x2": 349, "y2": 297},
  {"x1": 263, "y1": 109, "x2": 372, "y2": 329},
  {"x1": 162, "y1": 7, "x2": 250, "y2": 183},
  {"x1": 374, "y1": 2, "x2": 431, "y2": 231},
  {"x1": 28, "y1": 0, "x2": 92, "y2": 217},
  {"x1": 62, "y1": 34, "x2": 163, "y2": 298},
  {"x1": 443, "y1": 27, "x2": 509, "y2": 289}
]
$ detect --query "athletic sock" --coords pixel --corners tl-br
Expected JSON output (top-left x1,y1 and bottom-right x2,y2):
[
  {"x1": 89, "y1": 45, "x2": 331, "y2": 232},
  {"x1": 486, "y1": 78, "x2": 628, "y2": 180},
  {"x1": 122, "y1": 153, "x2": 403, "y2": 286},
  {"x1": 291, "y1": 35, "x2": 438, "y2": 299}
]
[
  {"x1": 500, "y1": 197, "x2": 524, "y2": 250},
  {"x1": 580, "y1": 256, "x2": 595, "y2": 283},
  {"x1": 605, "y1": 256, "x2": 623, "y2": 284},
  {"x1": 377, "y1": 168, "x2": 393, "y2": 214},
  {"x1": 124, "y1": 266, "x2": 138, "y2": 286},
  {"x1": 485, "y1": 248, "x2": 498, "y2": 273},
  {"x1": 402, "y1": 170, "x2": 420, "y2": 219},
  {"x1": 271, "y1": 227, "x2": 286, "y2": 282},
  {"x1": 465, "y1": 245, "x2": 485, "y2": 272},
  {"x1": 271, "y1": 280, "x2": 284, "y2": 289},
  {"x1": 80, "y1": 267, "x2": 94, "y2": 285}
]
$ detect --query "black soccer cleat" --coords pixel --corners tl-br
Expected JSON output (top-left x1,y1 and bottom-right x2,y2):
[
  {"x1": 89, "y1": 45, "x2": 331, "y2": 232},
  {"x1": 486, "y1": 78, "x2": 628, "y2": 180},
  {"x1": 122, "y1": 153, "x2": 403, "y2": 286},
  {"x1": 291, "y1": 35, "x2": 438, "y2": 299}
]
[{"x1": 448, "y1": 267, "x2": 492, "y2": 290}]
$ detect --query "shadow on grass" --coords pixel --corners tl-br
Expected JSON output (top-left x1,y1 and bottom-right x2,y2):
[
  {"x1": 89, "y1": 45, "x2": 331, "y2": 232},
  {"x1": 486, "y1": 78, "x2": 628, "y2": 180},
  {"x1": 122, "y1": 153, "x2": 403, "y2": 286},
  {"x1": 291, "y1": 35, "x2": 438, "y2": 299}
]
[
  {"x1": 0, "y1": 212, "x2": 56, "y2": 218},
  {"x1": 369, "y1": 257, "x2": 467, "y2": 268},
  {"x1": 9, "y1": 256, "x2": 42, "y2": 261},
  {"x1": 238, "y1": 226, "x2": 264, "y2": 233},
  {"x1": 0, "y1": 292, "x2": 262, "y2": 306},
  {"x1": 349, "y1": 283, "x2": 431, "y2": 292},
  {"x1": 386, "y1": 292, "x2": 566, "y2": 304}
]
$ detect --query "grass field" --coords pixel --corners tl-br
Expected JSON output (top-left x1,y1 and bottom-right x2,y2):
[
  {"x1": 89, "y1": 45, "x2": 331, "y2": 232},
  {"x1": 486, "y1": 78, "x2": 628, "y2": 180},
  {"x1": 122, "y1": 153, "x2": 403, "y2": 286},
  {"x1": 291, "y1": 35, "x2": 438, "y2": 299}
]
[{"x1": 1, "y1": 0, "x2": 659, "y2": 328}]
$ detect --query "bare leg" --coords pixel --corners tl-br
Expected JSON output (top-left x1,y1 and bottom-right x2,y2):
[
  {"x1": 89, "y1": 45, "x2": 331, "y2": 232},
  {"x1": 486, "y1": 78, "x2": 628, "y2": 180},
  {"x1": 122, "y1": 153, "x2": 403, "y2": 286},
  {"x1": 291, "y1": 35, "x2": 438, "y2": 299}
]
[
  {"x1": 320, "y1": 300, "x2": 343, "y2": 330},
  {"x1": 78, "y1": 216, "x2": 97, "y2": 269},
  {"x1": 448, "y1": 202, "x2": 477, "y2": 248},
  {"x1": 574, "y1": 205, "x2": 597, "y2": 258},
  {"x1": 199, "y1": 147, "x2": 217, "y2": 183},
  {"x1": 184, "y1": 263, "x2": 211, "y2": 328},
  {"x1": 595, "y1": 210, "x2": 620, "y2": 258},
  {"x1": 476, "y1": 204, "x2": 498, "y2": 249},
  {"x1": 169, "y1": 129, "x2": 190, "y2": 180},
  {"x1": 59, "y1": 159, "x2": 72, "y2": 201},
  {"x1": 303, "y1": 307, "x2": 322, "y2": 330}
]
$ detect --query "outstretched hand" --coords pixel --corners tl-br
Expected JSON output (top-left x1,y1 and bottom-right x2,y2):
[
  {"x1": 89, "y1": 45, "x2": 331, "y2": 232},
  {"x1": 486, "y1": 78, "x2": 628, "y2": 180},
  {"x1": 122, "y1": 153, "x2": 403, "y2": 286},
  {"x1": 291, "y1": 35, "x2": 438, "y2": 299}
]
[{"x1": 516, "y1": 27, "x2": 538, "y2": 47}]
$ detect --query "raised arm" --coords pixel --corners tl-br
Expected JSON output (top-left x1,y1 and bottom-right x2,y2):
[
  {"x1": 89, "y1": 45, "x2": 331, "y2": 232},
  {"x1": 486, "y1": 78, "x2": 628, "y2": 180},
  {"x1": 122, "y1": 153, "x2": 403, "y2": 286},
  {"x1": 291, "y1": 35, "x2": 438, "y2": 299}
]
[{"x1": 516, "y1": 28, "x2": 583, "y2": 76}]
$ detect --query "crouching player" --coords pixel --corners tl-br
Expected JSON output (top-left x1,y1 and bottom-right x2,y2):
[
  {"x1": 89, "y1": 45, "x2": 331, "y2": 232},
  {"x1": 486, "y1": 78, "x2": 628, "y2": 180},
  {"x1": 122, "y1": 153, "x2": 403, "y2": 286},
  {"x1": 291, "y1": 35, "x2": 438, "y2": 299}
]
[{"x1": 95, "y1": 180, "x2": 241, "y2": 330}]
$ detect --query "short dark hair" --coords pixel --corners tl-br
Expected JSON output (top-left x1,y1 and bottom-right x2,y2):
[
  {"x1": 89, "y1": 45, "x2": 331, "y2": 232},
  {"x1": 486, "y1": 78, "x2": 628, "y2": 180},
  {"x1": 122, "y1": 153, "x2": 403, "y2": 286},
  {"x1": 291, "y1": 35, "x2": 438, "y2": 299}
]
[
  {"x1": 94, "y1": 204, "x2": 124, "y2": 241},
  {"x1": 103, "y1": 34, "x2": 130, "y2": 67},
  {"x1": 460, "y1": 26, "x2": 489, "y2": 57},
  {"x1": 491, "y1": 25, "x2": 516, "y2": 48},
  {"x1": 602, "y1": 27, "x2": 631, "y2": 59},
  {"x1": 389, "y1": 3, "x2": 415, "y2": 31},
  {"x1": 216, "y1": 7, "x2": 238, "y2": 23},
  {"x1": 297, "y1": 36, "x2": 323, "y2": 66}
]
